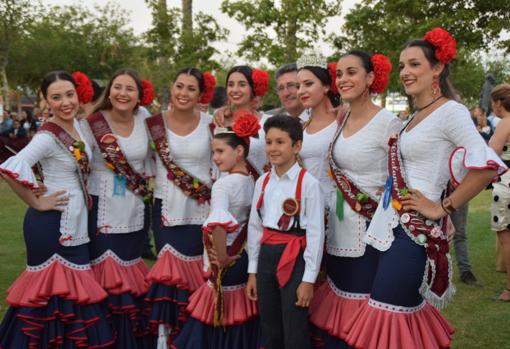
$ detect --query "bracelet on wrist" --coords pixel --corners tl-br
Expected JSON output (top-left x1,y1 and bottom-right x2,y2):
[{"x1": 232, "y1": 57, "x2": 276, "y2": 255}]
[{"x1": 441, "y1": 197, "x2": 456, "y2": 215}]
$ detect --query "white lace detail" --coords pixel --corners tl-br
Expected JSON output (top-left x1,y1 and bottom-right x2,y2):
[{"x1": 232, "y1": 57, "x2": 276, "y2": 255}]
[
  {"x1": 158, "y1": 243, "x2": 202, "y2": 261},
  {"x1": 90, "y1": 249, "x2": 144, "y2": 267},
  {"x1": 26, "y1": 253, "x2": 91, "y2": 272},
  {"x1": 327, "y1": 277, "x2": 370, "y2": 300},
  {"x1": 368, "y1": 298, "x2": 426, "y2": 314},
  {"x1": 206, "y1": 280, "x2": 246, "y2": 292}
]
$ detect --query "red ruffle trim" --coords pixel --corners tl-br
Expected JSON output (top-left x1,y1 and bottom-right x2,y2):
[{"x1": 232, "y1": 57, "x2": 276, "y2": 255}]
[
  {"x1": 145, "y1": 249, "x2": 205, "y2": 292},
  {"x1": 6, "y1": 261, "x2": 107, "y2": 307},
  {"x1": 449, "y1": 146, "x2": 507, "y2": 186},
  {"x1": 202, "y1": 221, "x2": 240, "y2": 234},
  {"x1": 309, "y1": 281, "x2": 367, "y2": 338},
  {"x1": 344, "y1": 301, "x2": 454, "y2": 349},
  {"x1": 91, "y1": 256, "x2": 150, "y2": 297},
  {"x1": 187, "y1": 282, "x2": 258, "y2": 326},
  {"x1": 0, "y1": 167, "x2": 37, "y2": 189}
]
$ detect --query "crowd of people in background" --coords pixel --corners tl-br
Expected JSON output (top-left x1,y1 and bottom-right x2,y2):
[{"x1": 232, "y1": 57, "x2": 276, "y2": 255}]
[{"x1": 0, "y1": 25, "x2": 509, "y2": 349}]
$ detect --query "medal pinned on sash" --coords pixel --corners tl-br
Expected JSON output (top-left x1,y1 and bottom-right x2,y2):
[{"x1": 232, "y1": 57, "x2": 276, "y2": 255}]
[
  {"x1": 256, "y1": 167, "x2": 307, "y2": 231},
  {"x1": 278, "y1": 197, "x2": 300, "y2": 230}
]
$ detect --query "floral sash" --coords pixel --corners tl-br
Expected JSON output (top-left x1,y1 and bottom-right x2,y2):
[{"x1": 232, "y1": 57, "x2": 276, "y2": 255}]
[
  {"x1": 38, "y1": 122, "x2": 92, "y2": 209},
  {"x1": 87, "y1": 112, "x2": 152, "y2": 202},
  {"x1": 146, "y1": 113, "x2": 211, "y2": 204}
]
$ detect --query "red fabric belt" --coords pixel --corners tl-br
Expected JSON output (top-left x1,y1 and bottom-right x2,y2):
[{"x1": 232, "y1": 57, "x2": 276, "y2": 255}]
[{"x1": 261, "y1": 228, "x2": 306, "y2": 288}]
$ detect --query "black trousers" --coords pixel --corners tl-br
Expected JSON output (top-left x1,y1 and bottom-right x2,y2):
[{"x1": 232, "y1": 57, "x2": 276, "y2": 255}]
[{"x1": 257, "y1": 243, "x2": 311, "y2": 349}]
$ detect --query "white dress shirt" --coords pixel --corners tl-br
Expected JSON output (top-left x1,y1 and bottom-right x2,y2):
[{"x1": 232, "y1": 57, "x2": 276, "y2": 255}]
[{"x1": 247, "y1": 162, "x2": 325, "y2": 283}]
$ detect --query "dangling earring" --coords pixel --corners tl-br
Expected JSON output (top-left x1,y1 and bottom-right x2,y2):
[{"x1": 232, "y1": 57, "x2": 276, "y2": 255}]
[{"x1": 432, "y1": 80, "x2": 440, "y2": 96}]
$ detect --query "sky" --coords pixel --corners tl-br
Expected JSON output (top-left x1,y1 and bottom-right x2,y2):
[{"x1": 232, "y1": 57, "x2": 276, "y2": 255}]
[{"x1": 43, "y1": 0, "x2": 359, "y2": 64}]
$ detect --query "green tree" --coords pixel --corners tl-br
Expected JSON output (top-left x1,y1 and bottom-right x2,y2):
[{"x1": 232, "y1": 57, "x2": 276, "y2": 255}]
[
  {"x1": 333, "y1": 0, "x2": 510, "y2": 104},
  {"x1": 144, "y1": 0, "x2": 228, "y2": 106},
  {"x1": 9, "y1": 2, "x2": 140, "y2": 92},
  {"x1": 221, "y1": 0, "x2": 342, "y2": 66},
  {"x1": 0, "y1": 0, "x2": 38, "y2": 108}
]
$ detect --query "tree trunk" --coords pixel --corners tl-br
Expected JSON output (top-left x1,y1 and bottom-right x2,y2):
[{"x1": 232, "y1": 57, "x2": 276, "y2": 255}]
[
  {"x1": 283, "y1": 0, "x2": 297, "y2": 62},
  {"x1": 156, "y1": 0, "x2": 169, "y2": 40},
  {"x1": 182, "y1": 0, "x2": 193, "y2": 34},
  {"x1": 0, "y1": 65, "x2": 10, "y2": 110}
]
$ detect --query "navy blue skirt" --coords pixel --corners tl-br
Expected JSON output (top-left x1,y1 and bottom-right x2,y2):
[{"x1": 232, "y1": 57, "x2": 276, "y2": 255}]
[
  {"x1": 145, "y1": 200, "x2": 205, "y2": 342},
  {"x1": 0, "y1": 207, "x2": 114, "y2": 349}
]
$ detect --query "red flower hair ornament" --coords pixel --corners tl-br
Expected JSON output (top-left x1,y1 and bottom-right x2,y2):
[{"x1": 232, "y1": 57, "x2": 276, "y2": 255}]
[
  {"x1": 140, "y1": 79, "x2": 155, "y2": 106},
  {"x1": 72, "y1": 71, "x2": 94, "y2": 104},
  {"x1": 232, "y1": 110, "x2": 261, "y2": 144},
  {"x1": 251, "y1": 69, "x2": 270, "y2": 97},
  {"x1": 327, "y1": 62, "x2": 339, "y2": 94},
  {"x1": 370, "y1": 54, "x2": 392, "y2": 94},
  {"x1": 423, "y1": 27, "x2": 457, "y2": 65},
  {"x1": 199, "y1": 71, "x2": 216, "y2": 104}
]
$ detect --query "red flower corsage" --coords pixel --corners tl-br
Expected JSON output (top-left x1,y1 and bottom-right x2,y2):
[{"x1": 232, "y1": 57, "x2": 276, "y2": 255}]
[
  {"x1": 423, "y1": 27, "x2": 457, "y2": 64},
  {"x1": 199, "y1": 71, "x2": 216, "y2": 104},
  {"x1": 328, "y1": 62, "x2": 338, "y2": 94},
  {"x1": 370, "y1": 54, "x2": 392, "y2": 94},
  {"x1": 72, "y1": 71, "x2": 94, "y2": 104},
  {"x1": 140, "y1": 79, "x2": 155, "y2": 106},
  {"x1": 252, "y1": 69, "x2": 270, "y2": 97},
  {"x1": 232, "y1": 110, "x2": 260, "y2": 141}
]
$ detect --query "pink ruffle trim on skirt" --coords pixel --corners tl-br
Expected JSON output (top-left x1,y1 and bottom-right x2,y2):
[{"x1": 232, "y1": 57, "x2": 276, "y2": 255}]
[
  {"x1": 309, "y1": 277, "x2": 369, "y2": 339},
  {"x1": 145, "y1": 245, "x2": 205, "y2": 292},
  {"x1": 6, "y1": 258, "x2": 107, "y2": 307},
  {"x1": 187, "y1": 282, "x2": 258, "y2": 326},
  {"x1": 91, "y1": 252, "x2": 150, "y2": 297},
  {"x1": 344, "y1": 298, "x2": 454, "y2": 349}
]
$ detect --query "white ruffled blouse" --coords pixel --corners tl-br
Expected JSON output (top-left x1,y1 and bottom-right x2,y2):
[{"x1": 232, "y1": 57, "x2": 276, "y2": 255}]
[
  {"x1": 202, "y1": 173, "x2": 254, "y2": 270},
  {"x1": 331, "y1": 109, "x2": 402, "y2": 257},
  {"x1": 366, "y1": 100, "x2": 507, "y2": 251},
  {"x1": 301, "y1": 120, "x2": 338, "y2": 239},
  {"x1": 81, "y1": 109, "x2": 153, "y2": 234},
  {"x1": 0, "y1": 119, "x2": 92, "y2": 246},
  {"x1": 154, "y1": 112, "x2": 213, "y2": 226}
]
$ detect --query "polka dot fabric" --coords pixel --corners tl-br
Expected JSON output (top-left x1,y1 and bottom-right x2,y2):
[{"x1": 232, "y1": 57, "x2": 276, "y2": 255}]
[{"x1": 491, "y1": 170, "x2": 510, "y2": 232}]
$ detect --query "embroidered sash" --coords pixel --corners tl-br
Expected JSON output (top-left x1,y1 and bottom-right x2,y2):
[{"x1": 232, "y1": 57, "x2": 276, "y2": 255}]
[
  {"x1": 204, "y1": 223, "x2": 248, "y2": 327},
  {"x1": 38, "y1": 122, "x2": 92, "y2": 209},
  {"x1": 328, "y1": 112, "x2": 378, "y2": 219},
  {"x1": 146, "y1": 113, "x2": 211, "y2": 204},
  {"x1": 87, "y1": 112, "x2": 152, "y2": 202},
  {"x1": 388, "y1": 135, "x2": 455, "y2": 308}
]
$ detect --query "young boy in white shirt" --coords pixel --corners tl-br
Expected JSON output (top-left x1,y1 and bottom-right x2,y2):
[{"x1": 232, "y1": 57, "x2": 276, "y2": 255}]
[{"x1": 246, "y1": 114, "x2": 325, "y2": 349}]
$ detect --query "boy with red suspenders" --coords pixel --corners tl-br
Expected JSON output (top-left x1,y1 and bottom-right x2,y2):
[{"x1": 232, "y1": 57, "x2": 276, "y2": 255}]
[{"x1": 246, "y1": 114, "x2": 325, "y2": 349}]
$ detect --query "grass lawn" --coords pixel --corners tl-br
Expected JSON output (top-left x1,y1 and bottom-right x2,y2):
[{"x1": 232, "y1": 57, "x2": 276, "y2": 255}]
[{"x1": 0, "y1": 181, "x2": 509, "y2": 347}]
